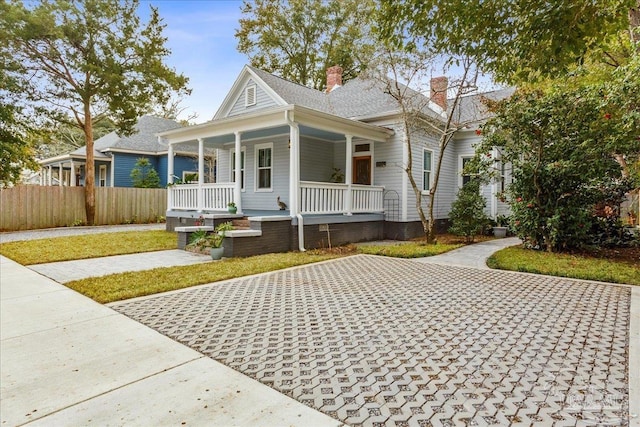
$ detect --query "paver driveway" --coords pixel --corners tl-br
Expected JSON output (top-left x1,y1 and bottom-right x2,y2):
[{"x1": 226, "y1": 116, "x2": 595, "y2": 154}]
[{"x1": 112, "y1": 255, "x2": 630, "y2": 426}]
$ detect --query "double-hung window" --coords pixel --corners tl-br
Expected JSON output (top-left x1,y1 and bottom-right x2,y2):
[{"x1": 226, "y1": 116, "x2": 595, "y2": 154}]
[
  {"x1": 230, "y1": 148, "x2": 245, "y2": 190},
  {"x1": 255, "y1": 143, "x2": 273, "y2": 191},
  {"x1": 422, "y1": 149, "x2": 432, "y2": 193},
  {"x1": 99, "y1": 165, "x2": 107, "y2": 187},
  {"x1": 461, "y1": 157, "x2": 474, "y2": 187}
]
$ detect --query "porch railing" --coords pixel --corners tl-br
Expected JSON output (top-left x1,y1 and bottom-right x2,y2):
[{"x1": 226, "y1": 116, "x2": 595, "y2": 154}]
[
  {"x1": 169, "y1": 183, "x2": 234, "y2": 211},
  {"x1": 169, "y1": 181, "x2": 384, "y2": 214},
  {"x1": 300, "y1": 181, "x2": 384, "y2": 214}
]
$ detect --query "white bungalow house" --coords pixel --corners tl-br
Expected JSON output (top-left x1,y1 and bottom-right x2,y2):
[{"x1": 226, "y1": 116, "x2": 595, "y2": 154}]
[{"x1": 161, "y1": 65, "x2": 512, "y2": 255}]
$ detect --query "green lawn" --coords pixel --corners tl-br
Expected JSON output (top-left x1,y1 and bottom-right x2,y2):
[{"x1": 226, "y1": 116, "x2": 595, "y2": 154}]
[
  {"x1": 0, "y1": 231, "x2": 176, "y2": 265},
  {"x1": 5, "y1": 229, "x2": 634, "y2": 305},
  {"x1": 487, "y1": 246, "x2": 640, "y2": 285},
  {"x1": 357, "y1": 242, "x2": 463, "y2": 258},
  {"x1": 68, "y1": 252, "x2": 342, "y2": 303}
]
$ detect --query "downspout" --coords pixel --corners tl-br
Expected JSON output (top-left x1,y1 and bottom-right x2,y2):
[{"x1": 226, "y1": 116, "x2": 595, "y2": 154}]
[
  {"x1": 167, "y1": 142, "x2": 174, "y2": 212},
  {"x1": 285, "y1": 109, "x2": 305, "y2": 251}
]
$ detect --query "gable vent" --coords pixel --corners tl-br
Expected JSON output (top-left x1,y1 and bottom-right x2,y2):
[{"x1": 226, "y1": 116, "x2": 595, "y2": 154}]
[{"x1": 245, "y1": 85, "x2": 257, "y2": 107}]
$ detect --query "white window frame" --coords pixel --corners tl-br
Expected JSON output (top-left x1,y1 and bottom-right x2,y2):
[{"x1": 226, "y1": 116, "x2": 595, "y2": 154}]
[
  {"x1": 422, "y1": 149, "x2": 433, "y2": 194},
  {"x1": 255, "y1": 142, "x2": 273, "y2": 192},
  {"x1": 230, "y1": 147, "x2": 245, "y2": 191},
  {"x1": 459, "y1": 156, "x2": 474, "y2": 188},
  {"x1": 99, "y1": 165, "x2": 107, "y2": 187},
  {"x1": 245, "y1": 84, "x2": 257, "y2": 107}
]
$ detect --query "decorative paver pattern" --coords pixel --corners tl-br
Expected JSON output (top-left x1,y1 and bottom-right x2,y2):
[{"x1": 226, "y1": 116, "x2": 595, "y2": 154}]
[{"x1": 112, "y1": 255, "x2": 630, "y2": 426}]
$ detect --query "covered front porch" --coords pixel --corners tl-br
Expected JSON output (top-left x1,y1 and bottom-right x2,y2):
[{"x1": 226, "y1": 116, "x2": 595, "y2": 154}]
[{"x1": 161, "y1": 105, "x2": 394, "y2": 218}]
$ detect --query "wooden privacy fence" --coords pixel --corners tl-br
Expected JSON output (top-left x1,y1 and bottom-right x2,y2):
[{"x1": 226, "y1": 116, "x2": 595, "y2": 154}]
[{"x1": 0, "y1": 186, "x2": 167, "y2": 231}]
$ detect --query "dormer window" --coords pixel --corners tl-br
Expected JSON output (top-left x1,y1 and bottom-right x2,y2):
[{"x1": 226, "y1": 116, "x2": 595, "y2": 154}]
[{"x1": 245, "y1": 84, "x2": 256, "y2": 107}]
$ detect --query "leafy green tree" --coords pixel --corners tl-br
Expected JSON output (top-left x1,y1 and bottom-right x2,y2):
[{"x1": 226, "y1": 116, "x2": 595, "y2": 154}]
[
  {"x1": 475, "y1": 83, "x2": 639, "y2": 252},
  {"x1": 0, "y1": 15, "x2": 40, "y2": 187},
  {"x1": 376, "y1": 0, "x2": 635, "y2": 84},
  {"x1": 38, "y1": 119, "x2": 116, "y2": 159},
  {"x1": 0, "y1": 104, "x2": 39, "y2": 187},
  {"x1": 236, "y1": 0, "x2": 375, "y2": 90},
  {"x1": 1, "y1": 0, "x2": 189, "y2": 224},
  {"x1": 130, "y1": 157, "x2": 160, "y2": 188},
  {"x1": 448, "y1": 180, "x2": 490, "y2": 243}
]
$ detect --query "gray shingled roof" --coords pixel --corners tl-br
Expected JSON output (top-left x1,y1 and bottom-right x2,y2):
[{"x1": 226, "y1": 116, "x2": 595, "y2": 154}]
[
  {"x1": 69, "y1": 116, "x2": 182, "y2": 157},
  {"x1": 248, "y1": 66, "x2": 332, "y2": 114},
  {"x1": 248, "y1": 66, "x2": 512, "y2": 125}
]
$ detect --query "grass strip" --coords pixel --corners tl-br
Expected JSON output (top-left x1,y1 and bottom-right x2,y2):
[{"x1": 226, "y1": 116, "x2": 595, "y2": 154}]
[
  {"x1": 487, "y1": 246, "x2": 640, "y2": 285},
  {"x1": 358, "y1": 242, "x2": 463, "y2": 258},
  {"x1": 0, "y1": 231, "x2": 176, "y2": 265},
  {"x1": 67, "y1": 252, "x2": 342, "y2": 304}
]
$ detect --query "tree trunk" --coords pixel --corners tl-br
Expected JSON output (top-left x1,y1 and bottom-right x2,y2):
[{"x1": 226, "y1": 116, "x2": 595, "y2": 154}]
[
  {"x1": 83, "y1": 104, "x2": 95, "y2": 225},
  {"x1": 630, "y1": 2, "x2": 640, "y2": 46}
]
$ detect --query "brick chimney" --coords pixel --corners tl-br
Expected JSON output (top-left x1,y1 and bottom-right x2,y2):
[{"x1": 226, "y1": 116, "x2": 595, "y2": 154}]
[
  {"x1": 430, "y1": 76, "x2": 448, "y2": 110},
  {"x1": 326, "y1": 65, "x2": 343, "y2": 93}
]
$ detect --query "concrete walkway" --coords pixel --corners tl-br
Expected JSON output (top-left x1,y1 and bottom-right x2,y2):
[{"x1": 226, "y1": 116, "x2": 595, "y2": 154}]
[
  {"x1": 0, "y1": 255, "x2": 341, "y2": 426},
  {"x1": 414, "y1": 237, "x2": 521, "y2": 269},
  {"x1": 30, "y1": 250, "x2": 210, "y2": 283}
]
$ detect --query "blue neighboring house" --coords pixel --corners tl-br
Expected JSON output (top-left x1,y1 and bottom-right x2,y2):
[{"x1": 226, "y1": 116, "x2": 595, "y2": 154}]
[{"x1": 38, "y1": 116, "x2": 204, "y2": 188}]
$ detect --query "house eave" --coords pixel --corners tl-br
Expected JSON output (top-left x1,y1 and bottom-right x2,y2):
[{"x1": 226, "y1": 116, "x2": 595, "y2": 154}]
[
  {"x1": 159, "y1": 105, "x2": 394, "y2": 145},
  {"x1": 102, "y1": 148, "x2": 160, "y2": 156}
]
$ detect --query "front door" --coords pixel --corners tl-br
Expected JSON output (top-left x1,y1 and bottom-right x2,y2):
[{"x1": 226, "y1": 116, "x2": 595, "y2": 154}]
[{"x1": 353, "y1": 156, "x2": 371, "y2": 185}]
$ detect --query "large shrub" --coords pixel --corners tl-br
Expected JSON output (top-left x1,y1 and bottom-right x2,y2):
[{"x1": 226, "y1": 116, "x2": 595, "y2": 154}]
[{"x1": 475, "y1": 82, "x2": 639, "y2": 252}]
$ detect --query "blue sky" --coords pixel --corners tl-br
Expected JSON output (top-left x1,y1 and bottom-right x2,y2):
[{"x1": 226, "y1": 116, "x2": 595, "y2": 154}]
[
  {"x1": 139, "y1": 1, "x2": 499, "y2": 123},
  {"x1": 142, "y1": 1, "x2": 248, "y2": 122}
]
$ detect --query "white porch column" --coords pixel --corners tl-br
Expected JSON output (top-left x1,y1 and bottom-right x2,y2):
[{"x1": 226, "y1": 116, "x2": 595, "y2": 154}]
[
  {"x1": 58, "y1": 164, "x2": 63, "y2": 186},
  {"x1": 167, "y1": 143, "x2": 174, "y2": 211},
  {"x1": 344, "y1": 134, "x2": 353, "y2": 215},
  {"x1": 215, "y1": 149, "x2": 219, "y2": 183},
  {"x1": 167, "y1": 143, "x2": 175, "y2": 184},
  {"x1": 288, "y1": 123, "x2": 300, "y2": 216},
  {"x1": 47, "y1": 166, "x2": 52, "y2": 186},
  {"x1": 234, "y1": 132, "x2": 243, "y2": 214},
  {"x1": 197, "y1": 138, "x2": 204, "y2": 212},
  {"x1": 110, "y1": 158, "x2": 115, "y2": 187},
  {"x1": 70, "y1": 160, "x2": 76, "y2": 186}
]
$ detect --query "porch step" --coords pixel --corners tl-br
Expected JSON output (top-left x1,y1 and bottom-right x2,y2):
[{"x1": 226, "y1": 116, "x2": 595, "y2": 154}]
[{"x1": 232, "y1": 219, "x2": 251, "y2": 230}]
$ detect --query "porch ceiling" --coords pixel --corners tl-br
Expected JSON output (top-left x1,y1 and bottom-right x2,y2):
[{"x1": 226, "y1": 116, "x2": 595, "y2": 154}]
[
  {"x1": 159, "y1": 105, "x2": 394, "y2": 146},
  {"x1": 173, "y1": 124, "x2": 346, "y2": 149}
]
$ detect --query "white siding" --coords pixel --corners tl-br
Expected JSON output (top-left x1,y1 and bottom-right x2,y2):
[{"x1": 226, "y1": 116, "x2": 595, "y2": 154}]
[
  {"x1": 405, "y1": 131, "x2": 454, "y2": 222},
  {"x1": 227, "y1": 79, "x2": 278, "y2": 117},
  {"x1": 243, "y1": 137, "x2": 289, "y2": 210},
  {"x1": 300, "y1": 139, "x2": 335, "y2": 182},
  {"x1": 217, "y1": 149, "x2": 232, "y2": 183},
  {"x1": 333, "y1": 141, "x2": 346, "y2": 175},
  {"x1": 372, "y1": 127, "x2": 405, "y2": 220},
  {"x1": 453, "y1": 134, "x2": 495, "y2": 217}
]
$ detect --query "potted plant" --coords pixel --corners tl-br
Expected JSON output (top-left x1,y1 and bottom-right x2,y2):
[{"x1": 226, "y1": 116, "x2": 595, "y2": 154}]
[
  {"x1": 187, "y1": 221, "x2": 234, "y2": 260},
  {"x1": 227, "y1": 202, "x2": 237, "y2": 214},
  {"x1": 492, "y1": 214, "x2": 508, "y2": 238}
]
